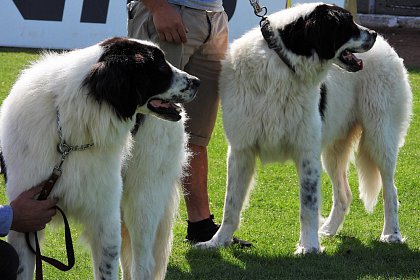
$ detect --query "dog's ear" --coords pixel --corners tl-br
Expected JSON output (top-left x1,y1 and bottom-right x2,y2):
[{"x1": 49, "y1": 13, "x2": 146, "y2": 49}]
[
  {"x1": 82, "y1": 56, "x2": 144, "y2": 120},
  {"x1": 304, "y1": 11, "x2": 340, "y2": 60},
  {"x1": 278, "y1": 11, "x2": 339, "y2": 60},
  {"x1": 279, "y1": 17, "x2": 309, "y2": 56}
]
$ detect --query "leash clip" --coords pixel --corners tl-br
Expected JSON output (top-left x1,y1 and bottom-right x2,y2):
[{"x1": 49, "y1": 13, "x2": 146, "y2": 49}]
[{"x1": 249, "y1": 0, "x2": 267, "y2": 18}]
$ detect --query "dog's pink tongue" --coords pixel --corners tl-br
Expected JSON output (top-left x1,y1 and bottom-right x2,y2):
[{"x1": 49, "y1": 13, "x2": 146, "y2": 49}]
[
  {"x1": 150, "y1": 100, "x2": 171, "y2": 109},
  {"x1": 344, "y1": 51, "x2": 363, "y2": 70},
  {"x1": 353, "y1": 53, "x2": 363, "y2": 70}
]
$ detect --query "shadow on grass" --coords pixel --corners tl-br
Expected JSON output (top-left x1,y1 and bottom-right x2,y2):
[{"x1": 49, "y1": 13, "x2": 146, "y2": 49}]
[
  {"x1": 167, "y1": 236, "x2": 420, "y2": 280},
  {"x1": 407, "y1": 66, "x2": 420, "y2": 73}
]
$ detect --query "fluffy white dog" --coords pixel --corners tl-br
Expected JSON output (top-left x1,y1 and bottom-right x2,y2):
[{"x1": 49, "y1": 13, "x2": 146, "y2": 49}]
[
  {"x1": 318, "y1": 34, "x2": 412, "y2": 243},
  {"x1": 195, "y1": 3, "x2": 378, "y2": 254},
  {"x1": 0, "y1": 37, "x2": 199, "y2": 279}
]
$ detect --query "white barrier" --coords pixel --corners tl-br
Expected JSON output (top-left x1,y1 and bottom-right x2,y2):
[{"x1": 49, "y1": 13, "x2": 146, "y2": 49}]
[
  {"x1": 0, "y1": 0, "x2": 126, "y2": 49},
  {"x1": 0, "y1": 0, "x2": 344, "y2": 49}
]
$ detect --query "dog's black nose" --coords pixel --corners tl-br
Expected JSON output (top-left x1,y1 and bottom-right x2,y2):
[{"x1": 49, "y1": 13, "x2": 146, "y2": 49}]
[
  {"x1": 370, "y1": 30, "x2": 377, "y2": 40},
  {"x1": 191, "y1": 77, "x2": 200, "y2": 89}
]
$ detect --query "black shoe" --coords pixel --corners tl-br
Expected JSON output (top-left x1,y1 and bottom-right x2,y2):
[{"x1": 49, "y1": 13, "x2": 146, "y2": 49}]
[
  {"x1": 185, "y1": 215, "x2": 252, "y2": 248},
  {"x1": 185, "y1": 214, "x2": 219, "y2": 243}
]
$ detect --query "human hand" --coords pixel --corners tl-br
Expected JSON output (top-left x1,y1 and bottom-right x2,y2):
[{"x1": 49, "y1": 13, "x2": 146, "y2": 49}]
[
  {"x1": 10, "y1": 183, "x2": 59, "y2": 233},
  {"x1": 145, "y1": 0, "x2": 187, "y2": 43}
]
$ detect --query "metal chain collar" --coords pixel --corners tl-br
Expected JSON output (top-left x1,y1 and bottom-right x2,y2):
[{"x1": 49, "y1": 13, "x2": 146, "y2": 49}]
[{"x1": 54, "y1": 110, "x2": 94, "y2": 175}]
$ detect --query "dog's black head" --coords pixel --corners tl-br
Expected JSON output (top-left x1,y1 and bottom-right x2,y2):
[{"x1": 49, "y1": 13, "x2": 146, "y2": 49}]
[
  {"x1": 82, "y1": 37, "x2": 200, "y2": 121},
  {"x1": 278, "y1": 4, "x2": 377, "y2": 72}
]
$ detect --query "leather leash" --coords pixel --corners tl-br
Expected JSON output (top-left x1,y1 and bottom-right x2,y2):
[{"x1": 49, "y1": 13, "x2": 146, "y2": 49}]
[
  {"x1": 25, "y1": 171, "x2": 74, "y2": 280},
  {"x1": 249, "y1": 0, "x2": 296, "y2": 73},
  {"x1": 24, "y1": 110, "x2": 94, "y2": 280}
]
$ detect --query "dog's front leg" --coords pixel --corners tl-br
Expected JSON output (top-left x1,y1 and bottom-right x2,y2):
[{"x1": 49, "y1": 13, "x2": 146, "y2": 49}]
[
  {"x1": 8, "y1": 231, "x2": 36, "y2": 280},
  {"x1": 295, "y1": 155, "x2": 321, "y2": 254},
  {"x1": 88, "y1": 211, "x2": 121, "y2": 280},
  {"x1": 195, "y1": 147, "x2": 256, "y2": 249}
]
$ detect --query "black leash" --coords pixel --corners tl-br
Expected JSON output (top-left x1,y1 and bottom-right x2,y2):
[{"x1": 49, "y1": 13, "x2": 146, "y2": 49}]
[
  {"x1": 25, "y1": 170, "x2": 75, "y2": 280},
  {"x1": 249, "y1": 0, "x2": 296, "y2": 73}
]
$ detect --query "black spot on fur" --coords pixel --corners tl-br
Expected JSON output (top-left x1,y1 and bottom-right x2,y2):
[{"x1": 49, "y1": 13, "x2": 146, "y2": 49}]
[
  {"x1": 301, "y1": 181, "x2": 318, "y2": 210},
  {"x1": 279, "y1": 4, "x2": 361, "y2": 60},
  {"x1": 99, "y1": 264, "x2": 112, "y2": 275},
  {"x1": 319, "y1": 83, "x2": 327, "y2": 120},
  {"x1": 303, "y1": 194, "x2": 318, "y2": 209},
  {"x1": 82, "y1": 37, "x2": 173, "y2": 120},
  {"x1": 102, "y1": 246, "x2": 118, "y2": 259},
  {"x1": 0, "y1": 151, "x2": 7, "y2": 183},
  {"x1": 302, "y1": 178, "x2": 318, "y2": 194},
  {"x1": 130, "y1": 113, "x2": 145, "y2": 136},
  {"x1": 302, "y1": 160, "x2": 310, "y2": 169}
]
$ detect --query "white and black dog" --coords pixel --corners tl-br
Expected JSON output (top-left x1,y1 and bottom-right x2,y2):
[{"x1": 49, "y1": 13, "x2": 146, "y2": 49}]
[
  {"x1": 318, "y1": 34, "x2": 412, "y2": 242},
  {"x1": 0, "y1": 37, "x2": 199, "y2": 279},
  {"x1": 195, "y1": 3, "x2": 378, "y2": 254}
]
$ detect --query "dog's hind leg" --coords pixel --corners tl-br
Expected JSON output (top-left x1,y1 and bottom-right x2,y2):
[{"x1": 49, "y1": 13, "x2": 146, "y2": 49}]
[
  {"x1": 379, "y1": 165, "x2": 403, "y2": 243},
  {"x1": 358, "y1": 127, "x2": 403, "y2": 243},
  {"x1": 7, "y1": 231, "x2": 36, "y2": 280},
  {"x1": 121, "y1": 179, "x2": 178, "y2": 280},
  {"x1": 152, "y1": 186, "x2": 179, "y2": 279},
  {"x1": 121, "y1": 222, "x2": 133, "y2": 280},
  {"x1": 319, "y1": 131, "x2": 357, "y2": 236},
  {"x1": 195, "y1": 147, "x2": 256, "y2": 249}
]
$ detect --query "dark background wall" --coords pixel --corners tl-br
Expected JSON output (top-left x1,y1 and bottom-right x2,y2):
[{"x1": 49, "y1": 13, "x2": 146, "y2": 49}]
[{"x1": 358, "y1": 0, "x2": 420, "y2": 16}]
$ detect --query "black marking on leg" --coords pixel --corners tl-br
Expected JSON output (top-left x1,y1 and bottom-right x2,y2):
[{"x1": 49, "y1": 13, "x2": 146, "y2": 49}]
[
  {"x1": 17, "y1": 266, "x2": 24, "y2": 274},
  {"x1": 302, "y1": 194, "x2": 318, "y2": 210},
  {"x1": 302, "y1": 160, "x2": 310, "y2": 169},
  {"x1": 99, "y1": 264, "x2": 112, "y2": 276},
  {"x1": 301, "y1": 175, "x2": 320, "y2": 210},
  {"x1": 302, "y1": 177, "x2": 318, "y2": 194},
  {"x1": 319, "y1": 83, "x2": 327, "y2": 121},
  {"x1": 102, "y1": 246, "x2": 118, "y2": 260}
]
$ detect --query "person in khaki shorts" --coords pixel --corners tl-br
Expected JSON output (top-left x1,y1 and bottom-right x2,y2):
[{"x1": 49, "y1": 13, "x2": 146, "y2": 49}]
[{"x1": 127, "y1": 0, "x2": 250, "y2": 245}]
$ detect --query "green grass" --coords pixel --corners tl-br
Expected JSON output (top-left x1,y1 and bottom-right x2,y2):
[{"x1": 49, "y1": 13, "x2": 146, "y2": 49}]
[{"x1": 0, "y1": 49, "x2": 419, "y2": 279}]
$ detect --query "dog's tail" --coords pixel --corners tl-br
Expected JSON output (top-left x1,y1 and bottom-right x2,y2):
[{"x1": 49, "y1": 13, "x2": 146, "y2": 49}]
[{"x1": 356, "y1": 141, "x2": 382, "y2": 213}]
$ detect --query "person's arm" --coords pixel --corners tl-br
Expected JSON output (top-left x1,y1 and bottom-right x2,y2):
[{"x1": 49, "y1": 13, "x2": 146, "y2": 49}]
[
  {"x1": 0, "y1": 205, "x2": 13, "y2": 237},
  {"x1": 142, "y1": 0, "x2": 187, "y2": 43}
]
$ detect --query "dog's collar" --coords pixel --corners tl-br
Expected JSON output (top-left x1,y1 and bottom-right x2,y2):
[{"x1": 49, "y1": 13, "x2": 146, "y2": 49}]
[
  {"x1": 54, "y1": 109, "x2": 95, "y2": 176},
  {"x1": 260, "y1": 18, "x2": 296, "y2": 73}
]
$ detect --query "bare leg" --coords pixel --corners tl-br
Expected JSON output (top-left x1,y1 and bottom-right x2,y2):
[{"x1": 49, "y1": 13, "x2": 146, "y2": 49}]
[{"x1": 183, "y1": 143, "x2": 211, "y2": 222}]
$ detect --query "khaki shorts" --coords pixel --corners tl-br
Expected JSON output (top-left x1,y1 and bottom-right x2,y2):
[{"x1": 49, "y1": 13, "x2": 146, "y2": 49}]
[{"x1": 127, "y1": 1, "x2": 229, "y2": 147}]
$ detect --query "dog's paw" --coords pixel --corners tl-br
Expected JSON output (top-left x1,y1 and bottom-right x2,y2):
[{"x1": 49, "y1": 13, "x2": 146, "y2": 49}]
[
  {"x1": 194, "y1": 239, "x2": 231, "y2": 250},
  {"x1": 380, "y1": 233, "x2": 405, "y2": 244},
  {"x1": 319, "y1": 224, "x2": 338, "y2": 237},
  {"x1": 294, "y1": 244, "x2": 323, "y2": 255}
]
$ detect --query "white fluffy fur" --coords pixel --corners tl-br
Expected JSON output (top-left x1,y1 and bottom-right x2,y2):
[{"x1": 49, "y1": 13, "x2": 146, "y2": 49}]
[
  {"x1": 0, "y1": 40, "x2": 190, "y2": 279},
  {"x1": 195, "y1": 3, "x2": 379, "y2": 254},
  {"x1": 319, "y1": 35, "x2": 412, "y2": 242}
]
